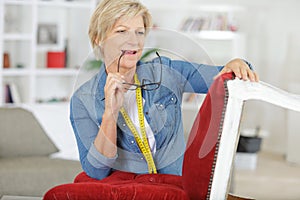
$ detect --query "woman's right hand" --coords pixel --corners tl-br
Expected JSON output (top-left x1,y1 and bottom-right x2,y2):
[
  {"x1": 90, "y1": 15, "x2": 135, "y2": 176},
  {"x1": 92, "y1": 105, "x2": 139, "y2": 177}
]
[
  {"x1": 103, "y1": 73, "x2": 126, "y2": 119},
  {"x1": 94, "y1": 73, "x2": 124, "y2": 158}
]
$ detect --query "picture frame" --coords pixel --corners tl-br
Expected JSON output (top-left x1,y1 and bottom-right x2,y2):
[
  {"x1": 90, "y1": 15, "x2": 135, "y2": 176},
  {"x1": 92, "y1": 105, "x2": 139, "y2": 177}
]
[{"x1": 37, "y1": 23, "x2": 63, "y2": 49}]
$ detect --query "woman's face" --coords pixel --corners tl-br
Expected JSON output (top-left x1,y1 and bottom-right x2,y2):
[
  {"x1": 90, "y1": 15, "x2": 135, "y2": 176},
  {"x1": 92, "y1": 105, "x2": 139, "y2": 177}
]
[{"x1": 102, "y1": 15, "x2": 146, "y2": 74}]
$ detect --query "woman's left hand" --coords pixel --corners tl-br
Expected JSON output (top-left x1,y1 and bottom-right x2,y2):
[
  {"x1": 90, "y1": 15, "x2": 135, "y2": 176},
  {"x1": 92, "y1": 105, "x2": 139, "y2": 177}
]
[{"x1": 215, "y1": 58, "x2": 259, "y2": 82}]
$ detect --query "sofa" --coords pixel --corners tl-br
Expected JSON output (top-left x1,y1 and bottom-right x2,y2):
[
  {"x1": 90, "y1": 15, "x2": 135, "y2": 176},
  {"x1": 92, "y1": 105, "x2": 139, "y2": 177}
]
[{"x1": 0, "y1": 106, "x2": 82, "y2": 197}]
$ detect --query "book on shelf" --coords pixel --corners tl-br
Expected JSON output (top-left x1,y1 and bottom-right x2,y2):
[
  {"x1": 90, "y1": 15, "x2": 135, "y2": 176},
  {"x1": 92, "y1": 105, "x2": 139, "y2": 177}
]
[
  {"x1": 4, "y1": 82, "x2": 21, "y2": 104},
  {"x1": 179, "y1": 14, "x2": 237, "y2": 32}
]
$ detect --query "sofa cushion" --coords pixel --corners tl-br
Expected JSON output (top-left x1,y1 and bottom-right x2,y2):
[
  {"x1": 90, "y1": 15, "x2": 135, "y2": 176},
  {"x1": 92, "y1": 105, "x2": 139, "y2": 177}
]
[
  {"x1": 0, "y1": 107, "x2": 58, "y2": 157},
  {"x1": 0, "y1": 157, "x2": 82, "y2": 197}
]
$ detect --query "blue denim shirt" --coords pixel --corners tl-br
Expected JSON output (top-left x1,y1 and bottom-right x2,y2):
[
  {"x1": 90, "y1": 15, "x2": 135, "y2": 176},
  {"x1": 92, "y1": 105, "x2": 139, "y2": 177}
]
[{"x1": 70, "y1": 56, "x2": 223, "y2": 180}]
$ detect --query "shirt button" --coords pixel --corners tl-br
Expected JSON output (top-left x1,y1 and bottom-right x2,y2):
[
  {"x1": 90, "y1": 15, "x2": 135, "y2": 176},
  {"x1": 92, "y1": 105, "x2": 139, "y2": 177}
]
[
  {"x1": 131, "y1": 140, "x2": 134, "y2": 144},
  {"x1": 122, "y1": 124, "x2": 126, "y2": 127},
  {"x1": 149, "y1": 177, "x2": 154, "y2": 182},
  {"x1": 140, "y1": 157, "x2": 144, "y2": 160},
  {"x1": 171, "y1": 97, "x2": 174, "y2": 101}
]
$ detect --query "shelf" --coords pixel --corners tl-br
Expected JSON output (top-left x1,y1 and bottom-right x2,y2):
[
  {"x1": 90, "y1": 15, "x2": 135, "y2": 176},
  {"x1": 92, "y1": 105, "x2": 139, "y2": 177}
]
[
  {"x1": 151, "y1": 29, "x2": 242, "y2": 41},
  {"x1": 37, "y1": 1, "x2": 92, "y2": 9},
  {"x1": 3, "y1": 0, "x2": 34, "y2": 5},
  {"x1": 186, "y1": 31, "x2": 241, "y2": 40},
  {"x1": 32, "y1": 101, "x2": 70, "y2": 106},
  {"x1": 143, "y1": 2, "x2": 245, "y2": 13},
  {"x1": 182, "y1": 94, "x2": 206, "y2": 111},
  {"x1": 2, "y1": 68, "x2": 31, "y2": 76},
  {"x1": 182, "y1": 102, "x2": 201, "y2": 111},
  {"x1": 190, "y1": 5, "x2": 245, "y2": 12},
  {"x1": 35, "y1": 68, "x2": 78, "y2": 76},
  {"x1": 3, "y1": 33, "x2": 32, "y2": 41}
]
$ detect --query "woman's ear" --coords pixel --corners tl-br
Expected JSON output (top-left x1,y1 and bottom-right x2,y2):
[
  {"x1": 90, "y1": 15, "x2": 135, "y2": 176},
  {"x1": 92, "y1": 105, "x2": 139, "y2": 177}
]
[
  {"x1": 92, "y1": 37, "x2": 103, "y2": 60},
  {"x1": 94, "y1": 43, "x2": 104, "y2": 61},
  {"x1": 94, "y1": 38, "x2": 100, "y2": 46}
]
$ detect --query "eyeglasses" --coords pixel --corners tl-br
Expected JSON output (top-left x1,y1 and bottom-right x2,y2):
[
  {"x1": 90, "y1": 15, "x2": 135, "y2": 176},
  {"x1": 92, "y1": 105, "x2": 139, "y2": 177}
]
[{"x1": 117, "y1": 51, "x2": 162, "y2": 91}]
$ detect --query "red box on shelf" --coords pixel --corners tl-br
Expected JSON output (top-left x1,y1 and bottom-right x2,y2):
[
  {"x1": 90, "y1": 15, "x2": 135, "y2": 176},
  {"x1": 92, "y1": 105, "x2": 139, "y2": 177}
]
[{"x1": 47, "y1": 51, "x2": 65, "y2": 68}]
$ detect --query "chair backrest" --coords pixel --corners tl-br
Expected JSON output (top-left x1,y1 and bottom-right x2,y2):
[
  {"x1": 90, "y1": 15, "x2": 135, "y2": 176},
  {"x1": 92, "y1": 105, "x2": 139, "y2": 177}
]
[{"x1": 182, "y1": 73, "x2": 300, "y2": 200}]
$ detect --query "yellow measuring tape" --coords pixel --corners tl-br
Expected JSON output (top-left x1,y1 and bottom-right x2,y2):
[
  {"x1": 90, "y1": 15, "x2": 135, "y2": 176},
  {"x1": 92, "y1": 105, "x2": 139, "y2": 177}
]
[{"x1": 120, "y1": 74, "x2": 157, "y2": 174}]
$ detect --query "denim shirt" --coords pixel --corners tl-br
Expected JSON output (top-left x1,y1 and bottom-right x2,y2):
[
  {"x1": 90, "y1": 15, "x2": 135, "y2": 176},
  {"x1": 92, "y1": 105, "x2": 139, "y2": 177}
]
[{"x1": 70, "y1": 56, "x2": 224, "y2": 180}]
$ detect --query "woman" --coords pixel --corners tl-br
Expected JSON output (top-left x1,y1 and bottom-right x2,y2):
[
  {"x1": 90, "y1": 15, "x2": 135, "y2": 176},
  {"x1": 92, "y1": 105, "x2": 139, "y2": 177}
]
[{"x1": 70, "y1": 0, "x2": 258, "y2": 180}]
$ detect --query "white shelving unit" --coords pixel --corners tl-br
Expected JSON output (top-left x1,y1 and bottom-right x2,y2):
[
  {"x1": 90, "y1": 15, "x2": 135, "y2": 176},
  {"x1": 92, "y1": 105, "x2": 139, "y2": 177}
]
[
  {"x1": 146, "y1": 2, "x2": 246, "y2": 64},
  {"x1": 0, "y1": 0, "x2": 96, "y2": 105},
  {"x1": 1, "y1": 1, "x2": 246, "y2": 106},
  {"x1": 141, "y1": 1, "x2": 247, "y2": 136}
]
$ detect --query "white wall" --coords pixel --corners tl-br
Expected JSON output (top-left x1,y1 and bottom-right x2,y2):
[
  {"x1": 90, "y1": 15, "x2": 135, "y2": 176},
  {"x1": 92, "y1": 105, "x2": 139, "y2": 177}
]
[
  {"x1": 233, "y1": 0, "x2": 300, "y2": 155},
  {"x1": 212, "y1": 0, "x2": 300, "y2": 155}
]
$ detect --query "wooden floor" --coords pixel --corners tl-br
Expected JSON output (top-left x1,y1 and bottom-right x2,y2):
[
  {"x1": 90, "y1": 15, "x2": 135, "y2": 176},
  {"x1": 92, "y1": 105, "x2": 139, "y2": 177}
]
[{"x1": 233, "y1": 151, "x2": 300, "y2": 200}]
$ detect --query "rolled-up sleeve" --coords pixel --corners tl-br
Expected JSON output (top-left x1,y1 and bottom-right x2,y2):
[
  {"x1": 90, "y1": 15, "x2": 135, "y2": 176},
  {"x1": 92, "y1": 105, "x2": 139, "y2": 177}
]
[{"x1": 87, "y1": 143, "x2": 117, "y2": 168}]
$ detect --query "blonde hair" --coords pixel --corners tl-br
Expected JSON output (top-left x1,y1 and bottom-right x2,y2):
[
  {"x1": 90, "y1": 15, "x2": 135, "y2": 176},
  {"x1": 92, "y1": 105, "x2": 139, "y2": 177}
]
[{"x1": 89, "y1": 0, "x2": 152, "y2": 48}]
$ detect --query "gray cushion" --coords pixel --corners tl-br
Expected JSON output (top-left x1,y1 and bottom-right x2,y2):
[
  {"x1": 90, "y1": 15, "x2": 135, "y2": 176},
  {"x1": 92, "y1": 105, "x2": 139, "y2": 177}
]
[
  {"x1": 0, "y1": 107, "x2": 58, "y2": 157},
  {"x1": 0, "y1": 157, "x2": 82, "y2": 196}
]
